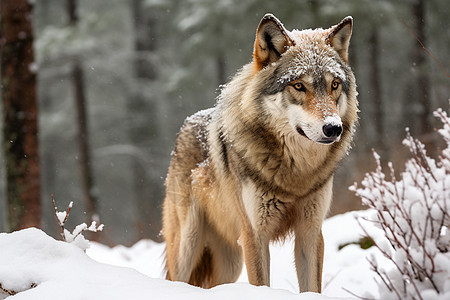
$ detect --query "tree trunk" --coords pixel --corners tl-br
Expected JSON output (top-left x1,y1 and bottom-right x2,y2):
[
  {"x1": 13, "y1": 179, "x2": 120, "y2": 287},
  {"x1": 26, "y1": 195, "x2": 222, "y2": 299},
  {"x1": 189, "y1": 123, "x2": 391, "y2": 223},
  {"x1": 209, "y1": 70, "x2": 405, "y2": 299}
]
[
  {"x1": 412, "y1": 0, "x2": 433, "y2": 145},
  {"x1": 67, "y1": 0, "x2": 99, "y2": 230},
  {"x1": 1, "y1": 0, "x2": 42, "y2": 231},
  {"x1": 369, "y1": 29, "x2": 385, "y2": 155},
  {"x1": 71, "y1": 61, "x2": 98, "y2": 222},
  {"x1": 130, "y1": 0, "x2": 162, "y2": 241}
]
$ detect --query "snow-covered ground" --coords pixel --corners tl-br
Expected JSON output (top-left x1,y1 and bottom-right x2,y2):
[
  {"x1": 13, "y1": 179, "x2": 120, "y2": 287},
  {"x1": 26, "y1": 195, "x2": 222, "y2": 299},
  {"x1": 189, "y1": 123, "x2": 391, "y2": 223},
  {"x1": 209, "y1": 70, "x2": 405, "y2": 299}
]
[{"x1": 0, "y1": 210, "x2": 388, "y2": 299}]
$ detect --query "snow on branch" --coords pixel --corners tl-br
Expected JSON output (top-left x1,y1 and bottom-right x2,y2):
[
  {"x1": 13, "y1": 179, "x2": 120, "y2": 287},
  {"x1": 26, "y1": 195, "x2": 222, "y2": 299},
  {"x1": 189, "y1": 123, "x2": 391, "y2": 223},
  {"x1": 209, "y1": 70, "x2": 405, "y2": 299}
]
[
  {"x1": 51, "y1": 195, "x2": 104, "y2": 251},
  {"x1": 350, "y1": 105, "x2": 450, "y2": 299}
]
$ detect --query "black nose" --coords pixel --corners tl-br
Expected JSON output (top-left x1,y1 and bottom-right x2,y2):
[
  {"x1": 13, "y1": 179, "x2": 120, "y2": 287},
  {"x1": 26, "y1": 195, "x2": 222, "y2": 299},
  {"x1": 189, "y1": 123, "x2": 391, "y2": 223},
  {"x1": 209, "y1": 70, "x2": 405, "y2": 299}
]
[{"x1": 322, "y1": 124, "x2": 342, "y2": 138}]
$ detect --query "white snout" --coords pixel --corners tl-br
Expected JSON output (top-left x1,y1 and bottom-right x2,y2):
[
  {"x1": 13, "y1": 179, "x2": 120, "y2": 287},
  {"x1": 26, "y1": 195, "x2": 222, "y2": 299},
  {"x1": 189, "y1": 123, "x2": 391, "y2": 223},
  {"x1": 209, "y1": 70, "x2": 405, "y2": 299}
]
[{"x1": 292, "y1": 112, "x2": 343, "y2": 145}]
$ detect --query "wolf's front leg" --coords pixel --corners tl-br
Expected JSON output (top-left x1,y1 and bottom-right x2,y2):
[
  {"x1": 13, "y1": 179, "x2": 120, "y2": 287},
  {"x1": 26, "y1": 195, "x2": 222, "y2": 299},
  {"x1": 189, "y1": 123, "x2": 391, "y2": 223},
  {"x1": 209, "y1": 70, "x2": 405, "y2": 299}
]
[
  {"x1": 294, "y1": 178, "x2": 332, "y2": 293},
  {"x1": 294, "y1": 228, "x2": 324, "y2": 293},
  {"x1": 241, "y1": 224, "x2": 270, "y2": 286},
  {"x1": 240, "y1": 182, "x2": 271, "y2": 286}
]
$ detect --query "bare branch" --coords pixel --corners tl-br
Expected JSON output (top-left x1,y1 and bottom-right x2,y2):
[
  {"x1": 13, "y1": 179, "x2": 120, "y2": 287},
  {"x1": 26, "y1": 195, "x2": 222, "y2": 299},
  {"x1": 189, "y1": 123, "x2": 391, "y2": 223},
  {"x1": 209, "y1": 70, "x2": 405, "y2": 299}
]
[
  {"x1": 342, "y1": 286, "x2": 376, "y2": 300},
  {"x1": 0, "y1": 282, "x2": 37, "y2": 296},
  {"x1": 400, "y1": 18, "x2": 450, "y2": 78},
  {"x1": 0, "y1": 282, "x2": 16, "y2": 296},
  {"x1": 351, "y1": 105, "x2": 450, "y2": 298},
  {"x1": 51, "y1": 194, "x2": 72, "y2": 241}
]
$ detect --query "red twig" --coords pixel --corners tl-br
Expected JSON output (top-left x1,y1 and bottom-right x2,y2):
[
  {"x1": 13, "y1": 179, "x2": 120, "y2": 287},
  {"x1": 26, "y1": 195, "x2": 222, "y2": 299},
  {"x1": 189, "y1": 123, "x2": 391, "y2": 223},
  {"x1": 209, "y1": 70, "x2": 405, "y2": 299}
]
[{"x1": 400, "y1": 18, "x2": 449, "y2": 78}]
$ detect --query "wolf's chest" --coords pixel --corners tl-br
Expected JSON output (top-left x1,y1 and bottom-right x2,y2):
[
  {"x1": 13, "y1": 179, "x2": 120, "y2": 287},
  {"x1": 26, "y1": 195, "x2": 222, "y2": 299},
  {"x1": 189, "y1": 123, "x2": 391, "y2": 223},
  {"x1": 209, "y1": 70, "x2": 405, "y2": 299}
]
[
  {"x1": 240, "y1": 176, "x2": 332, "y2": 239},
  {"x1": 241, "y1": 181, "x2": 297, "y2": 234}
]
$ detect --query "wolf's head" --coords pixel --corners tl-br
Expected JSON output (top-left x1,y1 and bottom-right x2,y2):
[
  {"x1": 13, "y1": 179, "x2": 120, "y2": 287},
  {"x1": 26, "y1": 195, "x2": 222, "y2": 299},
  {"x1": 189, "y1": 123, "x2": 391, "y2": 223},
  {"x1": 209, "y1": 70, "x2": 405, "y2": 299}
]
[{"x1": 251, "y1": 14, "x2": 357, "y2": 145}]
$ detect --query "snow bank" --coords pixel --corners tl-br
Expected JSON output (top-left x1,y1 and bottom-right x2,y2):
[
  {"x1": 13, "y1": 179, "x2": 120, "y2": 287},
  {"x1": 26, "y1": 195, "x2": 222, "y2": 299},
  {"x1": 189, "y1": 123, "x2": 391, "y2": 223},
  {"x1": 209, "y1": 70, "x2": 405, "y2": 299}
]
[
  {"x1": 86, "y1": 210, "x2": 388, "y2": 299},
  {"x1": 0, "y1": 224, "x2": 371, "y2": 300},
  {"x1": 0, "y1": 210, "x2": 394, "y2": 299}
]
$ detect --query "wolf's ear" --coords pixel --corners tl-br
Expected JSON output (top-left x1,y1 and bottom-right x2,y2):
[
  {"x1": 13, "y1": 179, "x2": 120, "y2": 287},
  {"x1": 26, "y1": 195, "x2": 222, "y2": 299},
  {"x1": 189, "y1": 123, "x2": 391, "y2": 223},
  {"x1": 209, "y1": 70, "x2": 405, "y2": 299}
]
[
  {"x1": 326, "y1": 16, "x2": 353, "y2": 63},
  {"x1": 253, "y1": 14, "x2": 294, "y2": 70}
]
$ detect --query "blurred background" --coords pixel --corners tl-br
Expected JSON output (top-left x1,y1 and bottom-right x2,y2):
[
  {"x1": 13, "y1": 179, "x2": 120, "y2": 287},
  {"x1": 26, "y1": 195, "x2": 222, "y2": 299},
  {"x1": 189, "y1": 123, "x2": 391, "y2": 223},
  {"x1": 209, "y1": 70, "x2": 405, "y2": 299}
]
[{"x1": 0, "y1": 0, "x2": 449, "y2": 246}]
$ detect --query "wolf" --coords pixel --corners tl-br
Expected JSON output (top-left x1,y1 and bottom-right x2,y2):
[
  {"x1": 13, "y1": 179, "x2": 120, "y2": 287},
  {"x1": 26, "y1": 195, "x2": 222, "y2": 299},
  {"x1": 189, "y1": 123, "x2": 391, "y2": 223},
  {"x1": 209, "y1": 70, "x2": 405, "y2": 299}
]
[{"x1": 162, "y1": 13, "x2": 358, "y2": 293}]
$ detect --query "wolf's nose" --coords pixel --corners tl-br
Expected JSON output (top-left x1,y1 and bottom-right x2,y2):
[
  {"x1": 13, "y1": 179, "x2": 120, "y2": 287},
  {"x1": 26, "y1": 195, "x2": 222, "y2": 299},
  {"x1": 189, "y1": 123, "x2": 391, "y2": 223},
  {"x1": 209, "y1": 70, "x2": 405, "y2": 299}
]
[{"x1": 323, "y1": 124, "x2": 342, "y2": 138}]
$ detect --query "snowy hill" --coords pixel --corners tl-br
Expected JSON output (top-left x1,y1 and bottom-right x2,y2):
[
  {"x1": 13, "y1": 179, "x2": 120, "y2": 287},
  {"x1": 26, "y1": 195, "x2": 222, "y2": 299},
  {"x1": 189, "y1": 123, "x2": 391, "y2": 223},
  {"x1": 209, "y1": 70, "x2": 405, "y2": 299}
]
[{"x1": 0, "y1": 210, "x2": 386, "y2": 299}]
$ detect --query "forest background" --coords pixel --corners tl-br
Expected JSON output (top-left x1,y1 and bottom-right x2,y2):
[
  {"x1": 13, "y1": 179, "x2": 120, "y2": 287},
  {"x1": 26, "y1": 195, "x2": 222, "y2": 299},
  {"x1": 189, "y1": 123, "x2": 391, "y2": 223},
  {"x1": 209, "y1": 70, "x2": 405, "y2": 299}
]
[{"x1": 0, "y1": 0, "x2": 449, "y2": 246}]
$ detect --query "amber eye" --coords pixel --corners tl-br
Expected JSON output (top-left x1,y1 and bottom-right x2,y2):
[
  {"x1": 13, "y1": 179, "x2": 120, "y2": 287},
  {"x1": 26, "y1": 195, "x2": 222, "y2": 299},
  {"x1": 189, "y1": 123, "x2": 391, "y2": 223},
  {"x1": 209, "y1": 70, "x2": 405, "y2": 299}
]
[
  {"x1": 292, "y1": 82, "x2": 306, "y2": 92},
  {"x1": 331, "y1": 80, "x2": 340, "y2": 90}
]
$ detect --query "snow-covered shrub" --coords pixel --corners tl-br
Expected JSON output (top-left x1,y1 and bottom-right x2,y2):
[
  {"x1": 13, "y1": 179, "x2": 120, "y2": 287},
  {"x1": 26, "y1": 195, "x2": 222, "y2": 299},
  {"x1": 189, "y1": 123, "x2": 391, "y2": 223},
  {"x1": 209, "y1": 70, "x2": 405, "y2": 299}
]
[
  {"x1": 350, "y1": 107, "x2": 450, "y2": 299},
  {"x1": 52, "y1": 196, "x2": 103, "y2": 251}
]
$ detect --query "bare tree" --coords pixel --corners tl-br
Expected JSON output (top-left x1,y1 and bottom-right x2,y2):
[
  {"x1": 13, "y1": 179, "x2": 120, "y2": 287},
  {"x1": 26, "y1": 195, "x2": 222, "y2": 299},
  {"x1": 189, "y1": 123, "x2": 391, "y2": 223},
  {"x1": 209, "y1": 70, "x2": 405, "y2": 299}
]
[
  {"x1": 66, "y1": 0, "x2": 99, "y2": 231},
  {"x1": 369, "y1": 28, "x2": 384, "y2": 155},
  {"x1": 1, "y1": 0, "x2": 42, "y2": 231},
  {"x1": 411, "y1": 0, "x2": 433, "y2": 147},
  {"x1": 130, "y1": 0, "x2": 163, "y2": 241}
]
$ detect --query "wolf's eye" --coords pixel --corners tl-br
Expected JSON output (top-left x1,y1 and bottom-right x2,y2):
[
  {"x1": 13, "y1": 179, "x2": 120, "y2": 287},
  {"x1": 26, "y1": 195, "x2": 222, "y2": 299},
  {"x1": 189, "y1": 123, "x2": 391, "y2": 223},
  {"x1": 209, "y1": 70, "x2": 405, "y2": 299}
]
[
  {"x1": 331, "y1": 80, "x2": 340, "y2": 90},
  {"x1": 292, "y1": 82, "x2": 306, "y2": 92}
]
